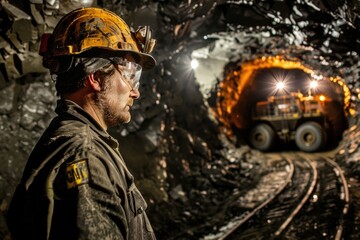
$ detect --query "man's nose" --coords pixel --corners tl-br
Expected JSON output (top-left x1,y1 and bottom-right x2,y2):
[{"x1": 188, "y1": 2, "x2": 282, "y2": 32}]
[{"x1": 130, "y1": 88, "x2": 140, "y2": 99}]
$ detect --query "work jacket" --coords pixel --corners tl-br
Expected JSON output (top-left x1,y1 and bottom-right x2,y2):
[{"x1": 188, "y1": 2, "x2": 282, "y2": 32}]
[{"x1": 6, "y1": 99, "x2": 156, "y2": 240}]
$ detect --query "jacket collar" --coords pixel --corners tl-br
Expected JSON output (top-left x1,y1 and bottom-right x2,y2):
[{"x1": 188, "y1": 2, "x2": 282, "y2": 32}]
[{"x1": 55, "y1": 99, "x2": 119, "y2": 149}]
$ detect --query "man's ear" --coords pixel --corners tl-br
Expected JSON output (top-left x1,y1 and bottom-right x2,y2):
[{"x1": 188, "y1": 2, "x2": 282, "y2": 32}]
[{"x1": 86, "y1": 73, "x2": 102, "y2": 92}]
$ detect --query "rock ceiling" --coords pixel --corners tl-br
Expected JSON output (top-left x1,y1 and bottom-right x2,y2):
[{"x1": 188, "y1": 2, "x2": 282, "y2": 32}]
[{"x1": 1, "y1": 0, "x2": 359, "y2": 105}]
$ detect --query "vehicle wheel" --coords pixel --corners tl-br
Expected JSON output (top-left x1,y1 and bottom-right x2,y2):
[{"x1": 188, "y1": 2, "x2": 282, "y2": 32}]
[
  {"x1": 295, "y1": 122, "x2": 326, "y2": 152},
  {"x1": 249, "y1": 123, "x2": 275, "y2": 151}
]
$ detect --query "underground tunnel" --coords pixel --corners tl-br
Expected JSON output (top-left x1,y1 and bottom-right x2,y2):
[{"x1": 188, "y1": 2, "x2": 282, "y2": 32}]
[
  {"x1": 1, "y1": 0, "x2": 360, "y2": 239},
  {"x1": 210, "y1": 56, "x2": 349, "y2": 151}
]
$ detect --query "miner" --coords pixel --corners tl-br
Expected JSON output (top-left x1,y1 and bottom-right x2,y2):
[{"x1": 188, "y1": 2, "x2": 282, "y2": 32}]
[{"x1": 6, "y1": 7, "x2": 157, "y2": 240}]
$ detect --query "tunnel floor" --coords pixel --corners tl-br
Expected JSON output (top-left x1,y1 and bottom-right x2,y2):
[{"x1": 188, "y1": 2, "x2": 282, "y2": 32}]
[{"x1": 150, "y1": 148, "x2": 360, "y2": 240}]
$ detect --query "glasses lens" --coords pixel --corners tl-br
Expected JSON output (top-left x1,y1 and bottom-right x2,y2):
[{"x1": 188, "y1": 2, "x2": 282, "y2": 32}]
[{"x1": 116, "y1": 59, "x2": 142, "y2": 90}]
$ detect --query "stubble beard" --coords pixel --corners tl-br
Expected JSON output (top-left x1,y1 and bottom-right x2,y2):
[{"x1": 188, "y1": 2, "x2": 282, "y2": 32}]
[{"x1": 95, "y1": 86, "x2": 130, "y2": 128}]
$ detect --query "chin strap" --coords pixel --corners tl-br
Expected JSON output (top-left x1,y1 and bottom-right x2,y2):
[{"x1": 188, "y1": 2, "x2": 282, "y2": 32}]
[{"x1": 133, "y1": 26, "x2": 156, "y2": 54}]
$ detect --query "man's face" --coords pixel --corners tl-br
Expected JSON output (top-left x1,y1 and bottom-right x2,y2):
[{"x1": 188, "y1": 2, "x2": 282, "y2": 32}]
[{"x1": 95, "y1": 62, "x2": 141, "y2": 127}]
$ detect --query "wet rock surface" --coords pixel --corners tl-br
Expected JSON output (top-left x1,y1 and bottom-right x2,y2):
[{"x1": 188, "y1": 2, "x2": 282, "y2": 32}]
[
  {"x1": 334, "y1": 115, "x2": 360, "y2": 240},
  {"x1": 146, "y1": 146, "x2": 265, "y2": 239},
  {"x1": 336, "y1": 117, "x2": 360, "y2": 178},
  {"x1": 0, "y1": 1, "x2": 360, "y2": 239}
]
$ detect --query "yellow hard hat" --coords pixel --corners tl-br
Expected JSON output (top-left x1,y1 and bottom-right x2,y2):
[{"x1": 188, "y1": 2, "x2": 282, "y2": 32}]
[{"x1": 40, "y1": 7, "x2": 156, "y2": 71}]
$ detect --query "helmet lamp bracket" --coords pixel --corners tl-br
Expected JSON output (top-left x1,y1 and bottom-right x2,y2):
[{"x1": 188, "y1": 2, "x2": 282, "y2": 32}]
[{"x1": 133, "y1": 26, "x2": 156, "y2": 54}]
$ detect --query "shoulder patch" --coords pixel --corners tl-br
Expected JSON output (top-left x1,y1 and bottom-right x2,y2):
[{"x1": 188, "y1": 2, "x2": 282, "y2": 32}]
[{"x1": 66, "y1": 160, "x2": 89, "y2": 189}]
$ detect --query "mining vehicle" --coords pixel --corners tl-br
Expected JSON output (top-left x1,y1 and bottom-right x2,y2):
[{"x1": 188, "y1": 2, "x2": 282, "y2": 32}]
[{"x1": 249, "y1": 92, "x2": 329, "y2": 152}]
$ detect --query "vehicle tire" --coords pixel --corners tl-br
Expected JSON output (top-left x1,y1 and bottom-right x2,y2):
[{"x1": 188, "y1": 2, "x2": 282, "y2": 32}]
[
  {"x1": 295, "y1": 122, "x2": 326, "y2": 152},
  {"x1": 249, "y1": 123, "x2": 275, "y2": 151}
]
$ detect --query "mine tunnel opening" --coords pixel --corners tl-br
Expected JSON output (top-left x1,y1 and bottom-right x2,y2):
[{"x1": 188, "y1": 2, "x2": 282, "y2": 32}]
[
  {"x1": 212, "y1": 56, "x2": 350, "y2": 152},
  {"x1": 196, "y1": 52, "x2": 351, "y2": 152}
]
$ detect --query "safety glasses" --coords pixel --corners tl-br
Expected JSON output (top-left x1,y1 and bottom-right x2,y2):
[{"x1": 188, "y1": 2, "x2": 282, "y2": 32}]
[{"x1": 111, "y1": 58, "x2": 142, "y2": 91}]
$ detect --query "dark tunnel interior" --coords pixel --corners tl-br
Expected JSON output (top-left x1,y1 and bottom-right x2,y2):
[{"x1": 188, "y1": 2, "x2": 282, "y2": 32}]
[{"x1": 1, "y1": 0, "x2": 360, "y2": 239}]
